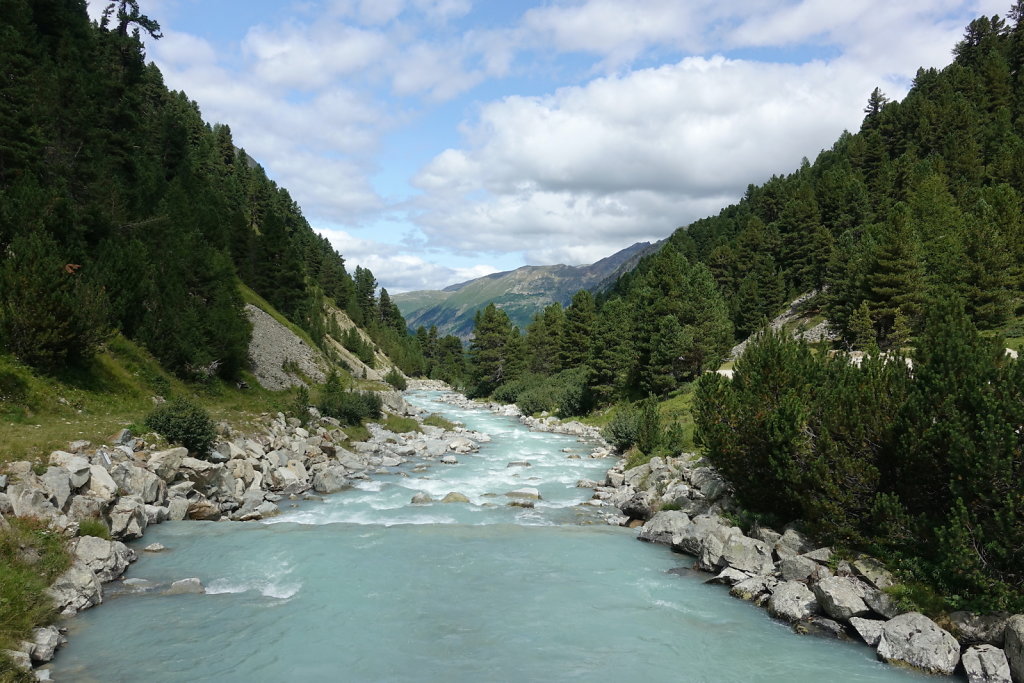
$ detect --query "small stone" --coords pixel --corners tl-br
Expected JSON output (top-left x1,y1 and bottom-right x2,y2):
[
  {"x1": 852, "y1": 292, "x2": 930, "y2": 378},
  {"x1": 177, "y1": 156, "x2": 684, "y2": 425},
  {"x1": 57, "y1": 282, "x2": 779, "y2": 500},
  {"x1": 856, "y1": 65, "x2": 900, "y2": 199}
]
[
  {"x1": 144, "y1": 543, "x2": 166, "y2": 552},
  {"x1": 166, "y1": 578, "x2": 204, "y2": 595},
  {"x1": 410, "y1": 493, "x2": 433, "y2": 504},
  {"x1": 441, "y1": 492, "x2": 470, "y2": 503}
]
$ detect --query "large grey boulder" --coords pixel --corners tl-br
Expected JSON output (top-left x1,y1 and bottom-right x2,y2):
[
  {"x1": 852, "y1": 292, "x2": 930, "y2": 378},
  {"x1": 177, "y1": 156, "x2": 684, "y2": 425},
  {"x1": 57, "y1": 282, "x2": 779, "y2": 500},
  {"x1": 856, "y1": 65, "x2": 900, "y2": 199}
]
[
  {"x1": 1005, "y1": 615, "x2": 1024, "y2": 683},
  {"x1": 775, "y1": 528, "x2": 814, "y2": 559},
  {"x1": 778, "y1": 555, "x2": 824, "y2": 583},
  {"x1": 852, "y1": 557, "x2": 895, "y2": 590},
  {"x1": 718, "y1": 534, "x2": 775, "y2": 575},
  {"x1": 110, "y1": 462, "x2": 165, "y2": 505},
  {"x1": 8, "y1": 484, "x2": 58, "y2": 521},
  {"x1": 730, "y1": 575, "x2": 777, "y2": 603},
  {"x1": 951, "y1": 612, "x2": 1011, "y2": 647},
  {"x1": 73, "y1": 536, "x2": 136, "y2": 582},
  {"x1": 696, "y1": 527, "x2": 735, "y2": 572},
  {"x1": 768, "y1": 581, "x2": 820, "y2": 623},
  {"x1": 849, "y1": 617, "x2": 885, "y2": 646},
  {"x1": 637, "y1": 510, "x2": 691, "y2": 546},
  {"x1": 166, "y1": 578, "x2": 205, "y2": 595},
  {"x1": 876, "y1": 612, "x2": 960, "y2": 675},
  {"x1": 812, "y1": 576, "x2": 872, "y2": 621},
  {"x1": 66, "y1": 494, "x2": 105, "y2": 524},
  {"x1": 108, "y1": 498, "x2": 147, "y2": 540},
  {"x1": 29, "y1": 625, "x2": 65, "y2": 664},
  {"x1": 961, "y1": 645, "x2": 1012, "y2": 683},
  {"x1": 312, "y1": 466, "x2": 348, "y2": 494},
  {"x1": 620, "y1": 488, "x2": 659, "y2": 521},
  {"x1": 87, "y1": 465, "x2": 118, "y2": 501},
  {"x1": 47, "y1": 559, "x2": 103, "y2": 615},
  {"x1": 186, "y1": 497, "x2": 222, "y2": 521},
  {"x1": 864, "y1": 588, "x2": 902, "y2": 619},
  {"x1": 40, "y1": 468, "x2": 72, "y2": 510},
  {"x1": 689, "y1": 467, "x2": 728, "y2": 499},
  {"x1": 48, "y1": 452, "x2": 91, "y2": 488},
  {"x1": 672, "y1": 514, "x2": 735, "y2": 557},
  {"x1": 146, "y1": 447, "x2": 187, "y2": 483}
]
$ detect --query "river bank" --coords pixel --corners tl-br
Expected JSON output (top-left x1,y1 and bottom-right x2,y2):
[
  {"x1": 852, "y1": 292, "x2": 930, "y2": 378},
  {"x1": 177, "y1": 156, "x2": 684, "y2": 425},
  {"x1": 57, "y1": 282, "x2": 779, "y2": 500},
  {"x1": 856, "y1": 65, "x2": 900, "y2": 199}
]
[{"x1": 0, "y1": 385, "x2": 494, "y2": 679}]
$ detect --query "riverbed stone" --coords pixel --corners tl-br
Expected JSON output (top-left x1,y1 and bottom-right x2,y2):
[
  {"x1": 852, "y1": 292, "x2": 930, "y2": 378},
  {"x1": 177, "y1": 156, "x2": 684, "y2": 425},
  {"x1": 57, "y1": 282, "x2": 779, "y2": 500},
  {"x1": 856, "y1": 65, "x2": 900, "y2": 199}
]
[
  {"x1": 730, "y1": 575, "x2": 777, "y2": 603},
  {"x1": 411, "y1": 493, "x2": 433, "y2": 504},
  {"x1": 961, "y1": 645, "x2": 1012, "y2": 683},
  {"x1": 718, "y1": 534, "x2": 774, "y2": 575},
  {"x1": 166, "y1": 578, "x2": 204, "y2": 595},
  {"x1": 637, "y1": 510, "x2": 691, "y2": 546},
  {"x1": 29, "y1": 625, "x2": 64, "y2": 664},
  {"x1": 74, "y1": 535, "x2": 136, "y2": 582},
  {"x1": 108, "y1": 498, "x2": 147, "y2": 540},
  {"x1": 812, "y1": 576, "x2": 871, "y2": 621},
  {"x1": 110, "y1": 462, "x2": 164, "y2": 505},
  {"x1": 440, "y1": 455, "x2": 458, "y2": 465},
  {"x1": 186, "y1": 497, "x2": 222, "y2": 521},
  {"x1": 506, "y1": 487, "x2": 541, "y2": 500},
  {"x1": 768, "y1": 581, "x2": 820, "y2": 623},
  {"x1": 441, "y1": 492, "x2": 470, "y2": 503},
  {"x1": 849, "y1": 617, "x2": 885, "y2": 646},
  {"x1": 47, "y1": 559, "x2": 102, "y2": 615},
  {"x1": 876, "y1": 612, "x2": 960, "y2": 675},
  {"x1": 312, "y1": 466, "x2": 348, "y2": 494},
  {"x1": 1005, "y1": 615, "x2": 1024, "y2": 683}
]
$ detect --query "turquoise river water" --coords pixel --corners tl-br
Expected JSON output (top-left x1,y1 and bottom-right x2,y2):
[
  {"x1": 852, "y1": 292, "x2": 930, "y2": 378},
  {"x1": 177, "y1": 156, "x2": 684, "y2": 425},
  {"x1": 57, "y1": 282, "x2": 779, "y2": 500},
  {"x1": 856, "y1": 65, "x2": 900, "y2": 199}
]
[{"x1": 51, "y1": 391, "x2": 946, "y2": 682}]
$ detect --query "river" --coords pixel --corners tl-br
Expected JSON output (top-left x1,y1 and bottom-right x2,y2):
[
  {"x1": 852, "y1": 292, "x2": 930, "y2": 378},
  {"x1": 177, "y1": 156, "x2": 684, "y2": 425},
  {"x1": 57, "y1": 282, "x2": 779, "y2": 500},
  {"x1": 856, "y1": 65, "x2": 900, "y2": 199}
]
[{"x1": 51, "y1": 390, "x2": 943, "y2": 682}]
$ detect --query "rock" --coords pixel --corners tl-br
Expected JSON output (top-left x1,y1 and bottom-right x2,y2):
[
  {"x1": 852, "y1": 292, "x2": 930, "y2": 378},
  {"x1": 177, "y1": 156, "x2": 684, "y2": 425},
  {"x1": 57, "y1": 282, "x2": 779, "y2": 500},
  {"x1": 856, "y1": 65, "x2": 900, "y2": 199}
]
[
  {"x1": 74, "y1": 536, "x2": 136, "y2": 582},
  {"x1": 505, "y1": 487, "x2": 541, "y2": 500},
  {"x1": 606, "y1": 471, "x2": 625, "y2": 488},
  {"x1": 410, "y1": 493, "x2": 433, "y2": 504},
  {"x1": 672, "y1": 514, "x2": 736, "y2": 557},
  {"x1": 775, "y1": 528, "x2": 814, "y2": 558},
  {"x1": 39, "y1": 467, "x2": 72, "y2": 511},
  {"x1": 707, "y1": 567, "x2": 749, "y2": 586},
  {"x1": 799, "y1": 616, "x2": 848, "y2": 639},
  {"x1": 507, "y1": 500, "x2": 534, "y2": 508},
  {"x1": 3, "y1": 649, "x2": 30, "y2": 671},
  {"x1": 718, "y1": 534, "x2": 775, "y2": 575},
  {"x1": 951, "y1": 612, "x2": 1011, "y2": 647},
  {"x1": 849, "y1": 617, "x2": 885, "y2": 646},
  {"x1": 108, "y1": 498, "x2": 147, "y2": 540},
  {"x1": 812, "y1": 576, "x2": 871, "y2": 621},
  {"x1": 0, "y1": 493, "x2": 10, "y2": 515},
  {"x1": 186, "y1": 498, "x2": 222, "y2": 521},
  {"x1": 86, "y1": 465, "x2": 118, "y2": 501},
  {"x1": 852, "y1": 557, "x2": 895, "y2": 590},
  {"x1": 864, "y1": 588, "x2": 902, "y2": 620},
  {"x1": 961, "y1": 645, "x2": 1012, "y2": 683},
  {"x1": 778, "y1": 555, "x2": 823, "y2": 583},
  {"x1": 0, "y1": 474, "x2": 6, "y2": 490},
  {"x1": 802, "y1": 547, "x2": 833, "y2": 564},
  {"x1": 48, "y1": 452, "x2": 91, "y2": 488},
  {"x1": 47, "y1": 559, "x2": 103, "y2": 615},
  {"x1": 751, "y1": 526, "x2": 782, "y2": 547},
  {"x1": 144, "y1": 543, "x2": 166, "y2": 552},
  {"x1": 441, "y1": 492, "x2": 470, "y2": 503},
  {"x1": 311, "y1": 467, "x2": 348, "y2": 494},
  {"x1": 637, "y1": 510, "x2": 691, "y2": 546},
  {"x1": 256, "y1": 501, "x2": 280, "y2": 518},
  {"x1": 8, "y1": 484, "x2": 58, "y2": 521},
  {"x1": 29, "y1": 625, "x2": 64, "y2": 663},
  {"x1": 110, "y1": 463, "x2": 164, "y2": 505},
  {"x1": 144, "y1": 504, "x2": 169, "y2": 525},
  {"x1": 730, "y1": 575, "x2": 777, "y2": 603},
  {"x1": 689, "y1": 467, "x2": 728, "y2": 499},
  {"x1": 876, "y1": 612, "x2": 960, "y2": 675},
  {"x1": 166, "y1": 578, "x2": 205, "y2": 595},
  {"x1": 623, "y1": 463, "x2": 651, "y2": 489},
  {"x1": 1005, "y1": 615, "x2": 1024, "y2": 683},
  {"x1": 768, "y1": 581, "x2": 820, "y2": 623},
  {"x1": 448, "y1": 437, "x2": 476, "y2": 453},
  {"x1": 440, "y1": 455, "x2": 458, "y2": 465},
  {"x1": 509, "y1": 462, "x2": 532, "y2": 468},
  {"x1": 620, "y1": 488, "x2": 659, "y2": 521},
  {"x1": 167, "y1": 496, "x2": 190, "y2": 521},
  {"x1": 66, "y1": 495, "x2": 105, "y2": 524}
]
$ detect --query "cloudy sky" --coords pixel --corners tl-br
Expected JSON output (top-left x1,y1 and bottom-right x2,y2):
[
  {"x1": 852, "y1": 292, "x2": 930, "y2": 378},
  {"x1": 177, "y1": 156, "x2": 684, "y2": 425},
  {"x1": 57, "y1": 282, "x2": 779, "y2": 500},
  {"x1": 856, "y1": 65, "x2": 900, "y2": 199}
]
[{"x1": 90, "y1": 0, "x2": 1006, "y2": 292}]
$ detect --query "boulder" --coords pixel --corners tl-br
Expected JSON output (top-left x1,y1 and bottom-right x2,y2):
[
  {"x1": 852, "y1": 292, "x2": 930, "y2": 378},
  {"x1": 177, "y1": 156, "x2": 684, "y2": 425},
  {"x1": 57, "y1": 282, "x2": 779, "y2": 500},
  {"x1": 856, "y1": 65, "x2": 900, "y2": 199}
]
[
  {"x1": 144, "y1": 504, "x2": 169, "y2": 525},
  {"x1": 311, "y1": 467, "x2": 348, "y2": 494},
  {"x1": 448, "y1": 437, "x2": 476, "y2": 454},
  {"x1": 802, "y1": 547, "x2": 833, "y2": 564},
  {"x1": 730, "y1": 575, "x2": 777, "y2": 603},
  {"x1": 852, "y1": 557, "x2": 895, "y2": 590},
  {"x1": 180, "y1": 457, "x2": 223, "y2": 489},
  {"x1": 800, "y1": 616, "x2": 848, "y2": 639},
  {"x1": 876, "y1": 612, "x2": 960, "y2": 675},
  {"x1": 110, "y1": 463, "x2": 165, "y2": 505},
  {"x1": 672, "y1": 514, "x2": 735, "y2": 557},
  {"x1": 66, "y1": 495, "x2": 105, "y2": 524},
  {"x1": 849, "y1": 617, "x2": 885, "y2": 646},
  {"x1": 768, "y1": 581, "x2": 820, "y2": 623},
  {"x1": 622, "y1": 463, "x2": 651, "y2": 489},
  {"x1": 620, "y1": 488, "x2": 659, "y2": 521},
  {"x1": 108, "y1": 498, "x2": 147, "y2": 540},
  {"x1": 775, "y1": 528, "x2": 814, "y2": 558},
  {"x1": 778, "y1": 555, "x2": 823, "y2": 583},
  {"x1": 637, "y1": 510, "x2": 691, "y2": 546},
  {"x1": 696, "y1": 527, "x2": 735, "y2": 572},
  {"x1": 40, "y1": 468, "x2": 72, "y2": 511},
  {"x1": 864, "y1": 588, "x2": 902, "y2": 620},
  {"x1": 29, "y1": 625, "x2": 64, "y2": 664},
  {"x1": 961, "y1": 645, "x2": 1012, "y2": 683},
  {"x1": 718, "y1": 534, "x2": 775, "y2": 575},
  {"x1": 3, "y1": 649, "x2": 30, "y2": 672},
  {"x1": 951, "y1": 612, "x2": 1011, "y2": 647},
  {"x1": 1006, "y1": 615, "x2": 1024, "y2": 683},
  {"x1": 440, "y1": 455, "x2": 458, "y2": 465},
  {"x1": 48, "y1": 453, "x2": 91, "y2": 488},
  {"x1": 505, "y1": 488, "x2": 541, "y2": 500},
  {"x1": 166, "y1": 578, "x2": 205, "y2": 595},
  {"x1": 689, "y1": 467, "x2": 728, "y2": 499},
  {"x1": 186, "y1": 498, "x2": 222, "y2": 521},
  {"x1": 144, "y1": 543, "x2": 166, "y2": 552},
  {"x1": 410, "y1": 493, "x2": 433, "y2": 504},
  {"x1": 47, "y1": 559, "x2": 103, "y2": 615},
  {"x1": 86, "y1": 465, "x2": 118, "y2": 501},
  {"x1": 167, "y1": 496, "x2": 190, "y2": 521},
  {"x1": 812, "y1": 576, "x2": 872, "y2": 621},
  {"x1": 74, "y1": 536, "x2": 136, "y2": 582},
  {"x1": 707, "y1": 567, "x2": 749, "y2": 586},
  {"x1": 441, "y1": 492, "x2": 470, "y2": 503},
  {"x1": 8, "y1": 484, "x2": 58, "y2": 521}
]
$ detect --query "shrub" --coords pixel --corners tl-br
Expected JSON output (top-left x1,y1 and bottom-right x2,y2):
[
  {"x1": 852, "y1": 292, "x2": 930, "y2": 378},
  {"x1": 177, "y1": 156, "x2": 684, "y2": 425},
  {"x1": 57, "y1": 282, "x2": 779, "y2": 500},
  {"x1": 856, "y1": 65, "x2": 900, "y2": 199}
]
[
  {"x1": 319, "y1": 371, "x2": 383, "y2": 425},
  {"x1": 384, "y1": 367, "x2": 407, "y2": 391},
  {"x1": 602, "y1": 402, "x2": 638, "y2": 452},
  {"x1": 289, "y1": 385, "x2": 311, "y2": 427},
  {"x1": 77, "y1": 518, "x2": 110, "y2": 540},
  {"x1": 144, "y1": 396, "x2": 216, "y2": 455}
]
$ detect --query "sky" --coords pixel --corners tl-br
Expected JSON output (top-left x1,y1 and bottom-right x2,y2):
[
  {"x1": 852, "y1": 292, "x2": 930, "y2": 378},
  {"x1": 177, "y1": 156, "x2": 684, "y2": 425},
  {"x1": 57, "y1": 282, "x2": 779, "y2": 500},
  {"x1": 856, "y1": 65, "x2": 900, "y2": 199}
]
[{"x1": 88, "y1": 0, "x2": 1008, "y2": 293}]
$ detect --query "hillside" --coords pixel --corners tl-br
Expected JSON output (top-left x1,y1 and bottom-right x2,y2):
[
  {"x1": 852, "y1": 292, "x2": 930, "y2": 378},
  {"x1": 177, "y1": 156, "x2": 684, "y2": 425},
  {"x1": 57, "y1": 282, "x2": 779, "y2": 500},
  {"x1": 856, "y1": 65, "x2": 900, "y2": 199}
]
[{"x1": 394, "y1": 241, "x2": 661, "y2": 338}]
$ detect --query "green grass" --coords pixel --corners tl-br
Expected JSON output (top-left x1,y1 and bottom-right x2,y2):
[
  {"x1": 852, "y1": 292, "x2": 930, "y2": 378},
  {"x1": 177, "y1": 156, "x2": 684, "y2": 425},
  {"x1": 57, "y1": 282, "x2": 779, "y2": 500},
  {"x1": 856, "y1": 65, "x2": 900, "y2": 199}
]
[
  {"x1": 77, "y1": 518, "x2": 110, "y2": 540},
  {"x1": 0, "y1": 518, "x2": 72, "y2": 680},
  {"x1": 378, "y1": 413, "x2": 421, "y2": 434},
  {"x1": 422, "y1": 413, "x2": 458, "y2": 431}
]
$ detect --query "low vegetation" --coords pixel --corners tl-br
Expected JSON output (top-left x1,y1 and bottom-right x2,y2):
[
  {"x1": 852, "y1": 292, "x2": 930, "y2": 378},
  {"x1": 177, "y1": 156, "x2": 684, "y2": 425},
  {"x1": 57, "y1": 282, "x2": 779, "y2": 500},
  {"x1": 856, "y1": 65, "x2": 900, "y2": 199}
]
[
  {"x1": 144, "y1": 397, "x2": 217, "y2": 456},
  {"x1": 422, "y1": 414, "x2": 458, "y2": 431}
]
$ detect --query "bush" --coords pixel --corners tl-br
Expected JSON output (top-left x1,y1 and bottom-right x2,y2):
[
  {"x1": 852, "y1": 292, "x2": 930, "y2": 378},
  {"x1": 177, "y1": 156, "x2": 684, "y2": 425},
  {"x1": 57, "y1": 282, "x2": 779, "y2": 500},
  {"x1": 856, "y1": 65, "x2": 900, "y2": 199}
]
[
  {"x1": 602, "y1": 402, "x2": 638, "y2": 452},
  {"x1": 144, "y1": 396, "x2": 216, "y2": 455},
  {"x1": 384, "y1": 367, "x2": 407, "y2": 391},
  {"x1": 289, "y1": 385, "x2": 310, "y2": 426},
  {"x1": 318, "y1": 372, "x2": 382, "y2": 425}
]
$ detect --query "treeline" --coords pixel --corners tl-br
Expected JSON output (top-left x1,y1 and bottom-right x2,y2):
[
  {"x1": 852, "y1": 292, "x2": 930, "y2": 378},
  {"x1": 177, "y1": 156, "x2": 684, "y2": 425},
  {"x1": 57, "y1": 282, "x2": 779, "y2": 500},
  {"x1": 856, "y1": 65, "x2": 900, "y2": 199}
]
[
  {"x1": 696, "y1": 301, "x2": 1023, "y2": 612},
  {"x1": 0, "y1": 1, "x2": 423, "y2": 382}
]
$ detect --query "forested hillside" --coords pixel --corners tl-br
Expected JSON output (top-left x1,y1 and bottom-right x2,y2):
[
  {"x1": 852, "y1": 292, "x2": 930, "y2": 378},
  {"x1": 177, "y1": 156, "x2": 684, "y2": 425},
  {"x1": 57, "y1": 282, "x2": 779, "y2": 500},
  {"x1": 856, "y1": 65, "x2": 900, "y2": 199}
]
[{"x1": 0, "y1": 0, "x2": 435, "y2": 385}]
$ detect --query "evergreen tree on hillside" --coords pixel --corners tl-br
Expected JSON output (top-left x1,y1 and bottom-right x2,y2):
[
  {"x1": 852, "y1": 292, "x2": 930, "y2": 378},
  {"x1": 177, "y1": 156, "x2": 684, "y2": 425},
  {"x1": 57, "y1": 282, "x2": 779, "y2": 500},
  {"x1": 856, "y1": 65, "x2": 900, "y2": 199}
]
[
  {"x1": 468, "y1": 304, "x2": 516, "y2": 397},
  {"x1": 559, "y1": 290, "x2": 596, "y2": 370}
]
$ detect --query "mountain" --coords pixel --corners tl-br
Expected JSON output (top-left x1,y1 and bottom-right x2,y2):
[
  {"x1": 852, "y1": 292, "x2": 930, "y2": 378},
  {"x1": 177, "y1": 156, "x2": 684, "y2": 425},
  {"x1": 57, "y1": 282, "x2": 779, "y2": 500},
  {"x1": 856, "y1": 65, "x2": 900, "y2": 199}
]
[{"x1": 394, "y1": 240, "x2": 662, "y2": 338}]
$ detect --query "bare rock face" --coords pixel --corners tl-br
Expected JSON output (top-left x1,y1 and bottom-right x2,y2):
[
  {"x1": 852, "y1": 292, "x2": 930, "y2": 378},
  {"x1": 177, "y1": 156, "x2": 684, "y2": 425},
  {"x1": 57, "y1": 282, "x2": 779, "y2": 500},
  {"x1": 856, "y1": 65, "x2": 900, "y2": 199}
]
[{"x1": 876, "y1": 612, "x2": 960, "y2": 675}]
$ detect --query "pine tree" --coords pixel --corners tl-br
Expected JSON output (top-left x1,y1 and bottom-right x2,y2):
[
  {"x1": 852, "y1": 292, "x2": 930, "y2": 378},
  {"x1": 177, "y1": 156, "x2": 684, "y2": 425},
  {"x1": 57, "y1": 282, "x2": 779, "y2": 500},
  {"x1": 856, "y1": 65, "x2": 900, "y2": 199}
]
[
  {"x1": 559, "y1": 290, "x2": 596, "y2": 369},
  {"x1": 468, "y1": 303, "x2": 515, "y2": 397}
]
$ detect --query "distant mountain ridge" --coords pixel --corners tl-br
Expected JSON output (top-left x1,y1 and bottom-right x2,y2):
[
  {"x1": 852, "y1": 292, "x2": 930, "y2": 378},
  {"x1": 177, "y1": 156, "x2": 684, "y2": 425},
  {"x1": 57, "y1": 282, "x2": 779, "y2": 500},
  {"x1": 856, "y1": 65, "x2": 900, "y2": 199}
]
[{"x1": 394, "y1": 240, "x2": 663, "y2": 338}]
